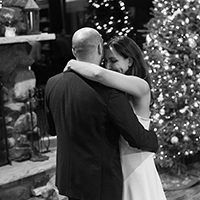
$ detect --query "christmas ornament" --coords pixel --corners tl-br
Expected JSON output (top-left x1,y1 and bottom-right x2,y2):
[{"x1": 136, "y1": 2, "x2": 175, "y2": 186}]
[{"x1": 171, "y1": 136, "x2": 179, "y2": 144}]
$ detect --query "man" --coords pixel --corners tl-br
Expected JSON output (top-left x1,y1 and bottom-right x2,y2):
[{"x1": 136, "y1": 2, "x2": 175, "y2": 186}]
[{"x1": 45, "y1": 27, "x2": 158, "y2": 200}]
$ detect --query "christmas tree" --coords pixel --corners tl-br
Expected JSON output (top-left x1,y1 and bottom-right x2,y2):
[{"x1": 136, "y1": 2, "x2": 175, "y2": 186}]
[
  {"x1": 144, "y1": 0, "x2": 200, "y2": 174},
  {"x1": 84, "y1": 0, "x2": 133, "y2": 42}
]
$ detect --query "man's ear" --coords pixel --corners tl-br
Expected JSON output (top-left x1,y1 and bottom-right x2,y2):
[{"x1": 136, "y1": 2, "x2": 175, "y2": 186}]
[
  {"x1": 97, "y1": 43, "x2": 103, "y2": 56},
  {"x1": 72, "y1": 48, "x2": 76, "y2": 57}
]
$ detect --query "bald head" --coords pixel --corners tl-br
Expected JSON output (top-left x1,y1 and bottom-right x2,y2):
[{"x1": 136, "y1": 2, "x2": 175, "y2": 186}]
[{"x1": 72, "y1": 27, "x2": 103, "y2": 63}]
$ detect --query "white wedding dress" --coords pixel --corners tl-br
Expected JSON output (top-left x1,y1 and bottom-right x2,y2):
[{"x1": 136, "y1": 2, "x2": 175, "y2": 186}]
[{"x1": 120, "y1": 115, "x2": 167, "y2": 200}]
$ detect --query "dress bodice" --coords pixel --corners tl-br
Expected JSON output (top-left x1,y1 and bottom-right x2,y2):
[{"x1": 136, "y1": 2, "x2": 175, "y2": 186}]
[
  {"x1": 136, "y1": 115, "x2": 150, "y2": 130},
  {"x1": 128, "y1": 99, "x2": 150, "y2": 130}
]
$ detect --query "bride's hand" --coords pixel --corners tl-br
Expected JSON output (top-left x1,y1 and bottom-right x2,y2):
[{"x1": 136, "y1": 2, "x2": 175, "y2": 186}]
[
  {"x1": 63, "y1": 64, "x2": 71, "y2": 72},
  {"x1": 63, "y1": 60, "x2": 75, "y2": 72}
]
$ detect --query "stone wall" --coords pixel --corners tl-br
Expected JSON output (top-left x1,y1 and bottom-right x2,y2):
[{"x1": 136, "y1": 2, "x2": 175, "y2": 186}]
[{"x1": 0, "y1": 42, "x2": 38, "y2": 163}]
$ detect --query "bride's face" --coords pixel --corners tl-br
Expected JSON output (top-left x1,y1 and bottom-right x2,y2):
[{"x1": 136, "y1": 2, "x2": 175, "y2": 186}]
[{"x1": 105, "y1": 46, "x2": 130, "y2": 74}]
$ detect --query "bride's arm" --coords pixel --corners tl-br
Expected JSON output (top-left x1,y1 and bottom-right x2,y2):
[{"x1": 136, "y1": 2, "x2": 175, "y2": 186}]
[{"x1": 66, "y1": 59, "x2": 149, "y2": 98}]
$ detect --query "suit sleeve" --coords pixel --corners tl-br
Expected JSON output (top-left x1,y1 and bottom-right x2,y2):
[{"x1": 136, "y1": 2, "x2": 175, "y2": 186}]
[
  {"x1": 44, "y1": 91, "x2": 57, "y2": 136},
  {"x1": 108, "y1": 89, "x2": 158, "y2": 153}
]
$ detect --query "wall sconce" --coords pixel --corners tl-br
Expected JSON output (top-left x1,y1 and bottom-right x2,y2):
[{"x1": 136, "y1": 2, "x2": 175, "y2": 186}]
[{"x1": 24, "y1": 0, "x2": 40, "y2": 35}]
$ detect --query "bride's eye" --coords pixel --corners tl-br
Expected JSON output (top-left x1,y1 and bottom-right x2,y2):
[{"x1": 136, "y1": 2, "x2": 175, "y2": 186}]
[{"x1": 110, "y1": 59, "x2": 117, "y2": 64}]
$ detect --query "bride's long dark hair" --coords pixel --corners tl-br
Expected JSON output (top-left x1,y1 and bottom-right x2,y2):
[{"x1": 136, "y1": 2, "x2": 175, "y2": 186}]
[{"x1": 105, "y1": 35, "x2": 154, "y2": 105}]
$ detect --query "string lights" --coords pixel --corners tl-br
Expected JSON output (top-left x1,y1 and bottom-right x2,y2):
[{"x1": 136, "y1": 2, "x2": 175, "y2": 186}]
[{"x1": 85, "y1": 0, "x2": 133, "y2": 42}]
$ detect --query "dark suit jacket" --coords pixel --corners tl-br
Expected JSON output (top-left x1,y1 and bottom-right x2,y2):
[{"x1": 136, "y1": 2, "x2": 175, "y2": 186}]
[{"x1": 45, "y1": 71, "x2": 158, "y2": 200}]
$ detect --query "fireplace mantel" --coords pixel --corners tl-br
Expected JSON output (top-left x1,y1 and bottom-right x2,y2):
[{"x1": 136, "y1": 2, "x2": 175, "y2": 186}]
[{"x1": 0, "y1": 33, "x2": 56, "y2": 45}]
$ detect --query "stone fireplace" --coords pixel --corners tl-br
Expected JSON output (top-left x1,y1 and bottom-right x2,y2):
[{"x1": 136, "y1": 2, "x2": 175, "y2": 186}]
[
  {"x1": 0, "y1": 34, "x2": 55, "y2": 166},
  {"x1": 0, "y1": 1, "x2": 59, "y2": 198}
]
